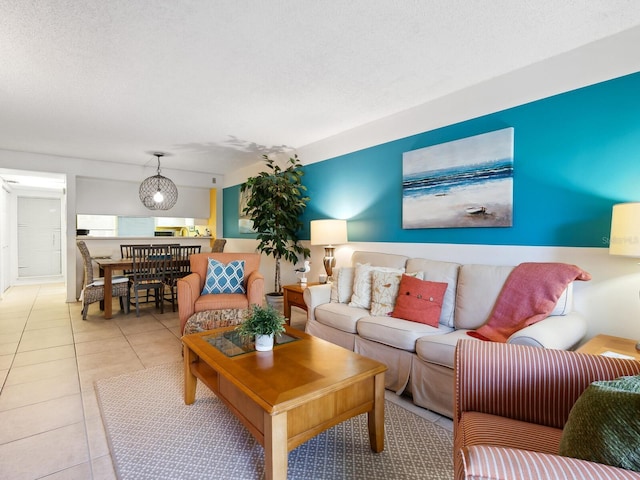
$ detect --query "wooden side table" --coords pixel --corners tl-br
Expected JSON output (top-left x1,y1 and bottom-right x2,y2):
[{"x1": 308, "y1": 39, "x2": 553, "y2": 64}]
[
  {"x1": 576, "y1": 334, "x2": 640, "y2": 361},
  {"x1": 282, "y1": 283, "x2": 318, "y2": 323}
]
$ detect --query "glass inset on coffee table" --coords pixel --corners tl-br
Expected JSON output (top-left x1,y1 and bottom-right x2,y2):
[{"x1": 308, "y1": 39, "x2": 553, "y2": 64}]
[{"x1": 204, "y1": 329, "x2": 299, "y2": 357}]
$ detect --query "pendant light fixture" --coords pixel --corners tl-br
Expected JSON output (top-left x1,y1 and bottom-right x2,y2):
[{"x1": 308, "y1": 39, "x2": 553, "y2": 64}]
[{"x1": 139, "y1": 152, "x2": 178, "y2": 210}]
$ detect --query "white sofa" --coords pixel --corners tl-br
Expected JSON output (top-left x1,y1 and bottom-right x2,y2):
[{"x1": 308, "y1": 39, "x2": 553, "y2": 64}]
[{"x1": 303, "y1": 251, "x2": 587, "y2": 418}]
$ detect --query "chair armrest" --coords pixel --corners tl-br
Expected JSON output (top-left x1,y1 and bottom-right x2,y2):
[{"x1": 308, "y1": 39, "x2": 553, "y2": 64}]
[
  {"x1": 245, "y1": 270, "x2": 265, "y2": 307},
  {"x1": 177, "y1": 272, "x2": 202, "y2": 333},
  {"x1": 302, "y1": 284, "x2": 332, "y2": 322},
  {"x1": 454, "y1": 339, "x2": 640, "y2": 429},
  {"x1": 461, "y1": 446, "x2": 640, "y2": 480},
  {"x1": 507, "y1": 313, "x2": 587, "y2": 350}
]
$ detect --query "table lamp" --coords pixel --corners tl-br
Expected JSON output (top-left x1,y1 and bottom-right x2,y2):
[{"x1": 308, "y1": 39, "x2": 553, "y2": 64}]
[
  {"x1": 609, "y1": 202, "x2": 640, "y2": 350},
  {"x1": 310, "y1": 219, "x2": 348, "y2": 281}
]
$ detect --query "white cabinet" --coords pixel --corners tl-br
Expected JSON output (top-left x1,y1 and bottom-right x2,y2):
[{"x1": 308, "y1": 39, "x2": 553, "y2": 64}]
[{"x1": 154, "y1": 217, "x2": 195, "y2": 227}]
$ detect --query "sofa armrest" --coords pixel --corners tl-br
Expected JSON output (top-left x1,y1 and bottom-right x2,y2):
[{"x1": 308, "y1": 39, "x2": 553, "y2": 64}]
[
  {"x1": 178, "y1": 272, "x2": 203, "y2": 333},
  {"x1": 461, "y1": 446, "x2": 640, "y2": 480},
  {"x1": 245, "y1": 270, "x2": 265, "y2": 307},
  {"x1": 303, "y1": 284, "x2": 332, "y2": 322},
  {"x1": 454, "y1": 339, "x2": 640, "y2": 429},
  {"x1": 507, "y1": 313, "x2": 587, "y2": 350}
]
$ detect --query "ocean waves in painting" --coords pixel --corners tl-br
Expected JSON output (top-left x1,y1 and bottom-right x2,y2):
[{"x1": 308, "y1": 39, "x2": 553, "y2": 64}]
[{"x1": 403, "y1": 159, "x2": 513, "y2": 198}]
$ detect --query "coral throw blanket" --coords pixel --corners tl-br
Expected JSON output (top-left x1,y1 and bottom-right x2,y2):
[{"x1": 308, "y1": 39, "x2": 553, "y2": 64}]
[{"x1": 468, "y1": 262, "x2": 591, "y2": 343}]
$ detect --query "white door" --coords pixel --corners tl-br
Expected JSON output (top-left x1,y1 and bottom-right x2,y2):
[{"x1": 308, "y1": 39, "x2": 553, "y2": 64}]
[{"x1": 17, "y1": 197, "x2": 62, "y2": 277}]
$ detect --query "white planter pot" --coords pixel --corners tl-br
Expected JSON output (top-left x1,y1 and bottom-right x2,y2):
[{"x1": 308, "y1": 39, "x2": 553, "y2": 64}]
[{"x1": 255, "y1": 333, "x2": 274, "y2": 352}]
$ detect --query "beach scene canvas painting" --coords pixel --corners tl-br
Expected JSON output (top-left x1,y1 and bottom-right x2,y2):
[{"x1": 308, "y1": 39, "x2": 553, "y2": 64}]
[{"x1": 402, "y1": 127, "x2": 514, "y2": 229}]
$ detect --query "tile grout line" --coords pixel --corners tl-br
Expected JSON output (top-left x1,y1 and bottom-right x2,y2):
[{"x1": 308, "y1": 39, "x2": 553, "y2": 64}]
[
  {"x1": 0, "y1": 285, "x2": 36, "y2": 395},
  {"x1": 70, "y1": 296, "x2": 100, "y2": 480}
]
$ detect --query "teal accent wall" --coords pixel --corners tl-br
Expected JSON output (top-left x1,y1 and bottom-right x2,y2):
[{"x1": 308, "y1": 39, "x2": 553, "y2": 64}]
[{"x1": 224, "y1": 71, "x2": 640, "y2": 247}]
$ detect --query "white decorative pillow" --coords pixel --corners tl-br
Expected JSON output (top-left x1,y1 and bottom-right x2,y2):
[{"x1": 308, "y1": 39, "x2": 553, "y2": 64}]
[
  {"x1": 330, "y1": 267, "x2": 355, "y2": 303},
  {"x1": 349, "y1": 263, "x2": 404, "y2": 310},
  {"x1": 371, "y1": 270, "x2": 424, "y2": 317}
]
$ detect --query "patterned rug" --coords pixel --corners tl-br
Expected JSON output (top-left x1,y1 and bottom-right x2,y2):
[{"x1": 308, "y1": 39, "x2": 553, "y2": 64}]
[{"x1": 96, "y1": 362, "x2": 453, "y2": 480}]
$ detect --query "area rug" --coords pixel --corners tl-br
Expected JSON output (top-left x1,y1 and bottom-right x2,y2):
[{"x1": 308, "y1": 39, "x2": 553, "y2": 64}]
[{"x1": 96, "y1": 362, "x2": 453, "y2": 480}]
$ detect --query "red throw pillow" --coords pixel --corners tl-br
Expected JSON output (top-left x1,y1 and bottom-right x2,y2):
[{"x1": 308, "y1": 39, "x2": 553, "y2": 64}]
[{"x1": 391, "y1": 274, "x2": 448, "y2": 327}]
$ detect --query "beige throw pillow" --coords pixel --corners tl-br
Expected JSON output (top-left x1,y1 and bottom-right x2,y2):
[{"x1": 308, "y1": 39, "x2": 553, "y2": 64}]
[
  {"x1": 371, "y1": 270, "x2": 424, "y2": 317},
  {"x1": 349, "y1": 263, "x2": 405, "y2": 310},
  {"x1": 330, "y1": 267, "x2": 355, "y2": 304}
]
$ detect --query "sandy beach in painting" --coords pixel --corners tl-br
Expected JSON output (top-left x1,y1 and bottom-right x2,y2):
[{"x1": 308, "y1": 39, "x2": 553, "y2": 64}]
[{"x1": 402, "y1": 177, "x2": 512, "y2": 229}]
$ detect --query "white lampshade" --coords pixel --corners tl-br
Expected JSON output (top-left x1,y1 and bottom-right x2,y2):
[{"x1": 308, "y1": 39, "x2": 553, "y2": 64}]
[
  {"x1": 310, "y1": 219, "x2": 348, "y2": 246},
  {"x1": 609, "y1": 202, "x2": 640, "y2": 257}
]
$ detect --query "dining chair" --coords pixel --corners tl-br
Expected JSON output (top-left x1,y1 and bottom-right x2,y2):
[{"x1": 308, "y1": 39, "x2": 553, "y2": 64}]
[
  {"x1": 131, "y1": 245, "x2": 170, "y2": 317},
  {"x1": 164, "y1": 245, "x2": 202, "y2": 311},
  {"x1": 120, "y1": 243, "x2": 152, "y2": 279},
  {"x1": 211, "y1": 238, "x2": 227, "y2": 252},
  {"x1": 77, "y1": 240, "x2": 130, "y2": 320}
]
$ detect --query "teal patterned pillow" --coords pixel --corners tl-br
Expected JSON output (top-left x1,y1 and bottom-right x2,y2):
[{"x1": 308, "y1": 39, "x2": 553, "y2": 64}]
[
  {"x1": 559, "y1": 374, "x2": 640, "y2": 472},
  {"x1": 201, "y1": 259, "x2": 246, "y2": 294}
]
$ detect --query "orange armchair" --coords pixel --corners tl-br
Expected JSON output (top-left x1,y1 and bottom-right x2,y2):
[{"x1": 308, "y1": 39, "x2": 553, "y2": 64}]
[
  {"x1": 177, "y1": 253, "x2": 264, "y2": 334},
  {"x1": 453, "y1": 339, "x2": 640, "y2": 480}
]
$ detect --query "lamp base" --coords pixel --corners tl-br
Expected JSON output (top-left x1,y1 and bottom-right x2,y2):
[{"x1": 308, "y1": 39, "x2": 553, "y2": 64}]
[{"x1": 323, "y1": 246, "x2": 336, "y2": 280}]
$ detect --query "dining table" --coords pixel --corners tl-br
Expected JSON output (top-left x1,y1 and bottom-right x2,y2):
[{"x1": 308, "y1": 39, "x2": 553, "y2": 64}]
[
  {"x1": 95, "y1": 255, "x2": 192, "y2": 319},
  {"x1": 95, "y1": 257, "x2": 134, "y2": 319}
]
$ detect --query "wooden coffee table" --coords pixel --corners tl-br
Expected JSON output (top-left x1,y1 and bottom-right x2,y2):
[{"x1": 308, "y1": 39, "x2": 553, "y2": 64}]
[{"x1": 182, "y1": 326, "x2": 387, "y2": 480}]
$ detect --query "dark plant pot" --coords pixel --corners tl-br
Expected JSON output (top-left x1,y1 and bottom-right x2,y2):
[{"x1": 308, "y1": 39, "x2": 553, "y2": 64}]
[{"x1": 265, "y1": 292, "x2": 284, "y2": 313}]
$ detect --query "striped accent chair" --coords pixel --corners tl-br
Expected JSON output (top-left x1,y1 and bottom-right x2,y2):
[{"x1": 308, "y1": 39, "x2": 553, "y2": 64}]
[{"x1": 454, "y1": 340, "x2": 640, "y2": 480}]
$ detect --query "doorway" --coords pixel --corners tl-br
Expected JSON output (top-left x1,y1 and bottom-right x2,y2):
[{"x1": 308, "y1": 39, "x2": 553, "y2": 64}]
[
  {"x1": 0, "y1": 169, "x2": 66, "y2": 289},
  {"x1": 18, "y1": 196, "x2": 62, "y2": 278}
]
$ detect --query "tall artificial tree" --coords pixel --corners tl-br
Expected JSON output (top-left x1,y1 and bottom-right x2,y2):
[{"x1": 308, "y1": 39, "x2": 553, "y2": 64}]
[{"x1": 241, "y1": 154, "x2": 310, "y2": 294}]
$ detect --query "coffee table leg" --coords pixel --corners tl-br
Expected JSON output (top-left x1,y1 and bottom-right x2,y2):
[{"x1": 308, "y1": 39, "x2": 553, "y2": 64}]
[
  {"x1": 264, "y1": 411, "x2": 288, "y2": 480},
  {"x1": 183, "y1": 345, "x2": 197, "y2": 405},
  {"x1": 368, "y1": 371, "x2": 385, "y2": 452}
]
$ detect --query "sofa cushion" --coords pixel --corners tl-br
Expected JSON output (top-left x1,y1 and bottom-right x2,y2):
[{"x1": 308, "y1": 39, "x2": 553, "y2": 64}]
[
  {"x1": 194, "y1": 293, "x2": 250, "y2": 312},
  {"x1": 550, "y1": 282, "x2": 573, "y2": 316},
  {"x1": 459, "y1": 411, "x2": 563, "y2": 455},
  {"x1": 329, "y1": 267, "x2": 355, "y2": 304},
  {"x1": 351, "y1": 251, "x2": 409, "y2": 269},
  {"x1": 405, "y1": 258, "x2": 460, "y2": 328},
  {"x1": 314, "y1": 302, "x2": 369, "y2": 334},
  {"x1": 349, "y1": 263, "x2": 404, "y2": 309},
  {"x1": 371, "y1": 270, "x2": 423, "y2": 317},
  {"x1": 391, "y1": 275, "x2": 448, "y2": 327},
  {"x1": 469, "y1": 263, "x2": 591, "y2": 343},
  {"x1": 559, "y1": 375, "x2": 640, "y2": 472},
  {"x1": 416, "y1": 330, "x2": 475, "y2": 369},
  {"x1": 461, "y1": 445, "x2": 640, "y2": 480},
  {"x1": 357, "y1": 315, "x2": 452, "y2": 352},
  {"x1": 455, "y1": 264, "x2": 514, "y2": 330},
  {"x1": 455, "y1": 264, "x2": 575, "y2": 331}
]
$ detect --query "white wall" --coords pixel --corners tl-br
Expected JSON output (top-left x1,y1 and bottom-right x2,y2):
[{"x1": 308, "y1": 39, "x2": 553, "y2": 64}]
[
  {"x1": 225, "y1": 26, "x2": 640, "y2": 187},
  {"x1": 0, "y1": 182, "x2": 9, "y2": 297},
  {"x1": 76, "y1": 177, "x2": 210, "y2": 218},
  {"x1": 0, "y1": 149, "x2": 223, "y2": 302}
]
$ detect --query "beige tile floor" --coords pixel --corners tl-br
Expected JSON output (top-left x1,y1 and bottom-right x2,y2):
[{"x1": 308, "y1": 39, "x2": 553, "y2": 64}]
[
  {"x1": 0, "y1": 283, "x2": 185, "y2": 480},
  {"x1": 0, "y1": 283, "x2": 452, "y2": 480}
]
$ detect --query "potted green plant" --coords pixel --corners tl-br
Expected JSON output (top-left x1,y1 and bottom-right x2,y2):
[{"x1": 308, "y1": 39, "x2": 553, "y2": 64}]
[
  {"x1": 236, "y1": 304, "x2": 286, "y2": 351},
  {"x1": 241, "y1": 154, "x2": 311, "y2": 305}
]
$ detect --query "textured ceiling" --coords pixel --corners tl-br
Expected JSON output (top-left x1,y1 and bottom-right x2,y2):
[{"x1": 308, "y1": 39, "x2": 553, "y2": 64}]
[{"x1": 1, "y1": 1, "x2": 640, "y2": 176}]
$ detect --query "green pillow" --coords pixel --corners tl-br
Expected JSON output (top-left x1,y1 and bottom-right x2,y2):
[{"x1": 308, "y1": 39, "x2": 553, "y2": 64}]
[{"x1": 559, "y1": 374, "x2": 640, "y2": 472}]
